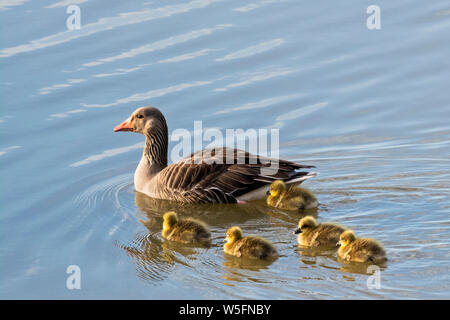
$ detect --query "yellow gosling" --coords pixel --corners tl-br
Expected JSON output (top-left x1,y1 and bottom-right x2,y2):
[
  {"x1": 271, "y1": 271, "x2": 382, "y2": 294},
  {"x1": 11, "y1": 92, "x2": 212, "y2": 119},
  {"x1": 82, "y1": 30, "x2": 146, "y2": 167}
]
[
  {"x1": 294, "y1": 216, "x2": 346, "y2": 247},
  {"x1": 267, "y1": 180, "x2": 318, "y2": 210},
  {"x1": 224, "y1": 226, "x2": 278, "y2": 259},
  {"x1": 337, "y1": 230, "x2": 387, "y2": 263},
  {"x1": 162, "y1": 211, "x2": 211, "y2": 244}
]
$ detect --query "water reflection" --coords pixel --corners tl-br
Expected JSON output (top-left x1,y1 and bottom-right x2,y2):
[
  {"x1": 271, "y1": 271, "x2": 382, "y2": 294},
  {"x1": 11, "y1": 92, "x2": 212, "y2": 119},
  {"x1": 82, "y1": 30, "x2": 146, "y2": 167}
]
[
  {"x1": 134, "y1": 191, "x2": 274, "y2": 227},
  {"x1": 120, "y1": 192, "x2": 288, "y2": 282},
  {"x1": 223, "y1": 254, "x2": 277, "y2": 271},
  {"x1": 0, "y1": 0, "x2": 224, "y2": 58},
  {"x1": 122, "y1": 190, "x2": 338, "y2": 287},
  {"x1": 297, "y1": 246, "x2": 337, "y2": 259},
  {"x1": 117, "y1": 232, "x2": 210, "y2": 283},
  {"x1": 118, "y1": 233, "x2": 174, "y2": 282},
  {"x1": 338, "y1": 258, "x2": 387, "y2": 275},
  {"x1": 83, "y1": 24, "x2": 232, "y2": 68},
  {"x1": 222, "y1": 254, "x2": 278, "y2": 286}
]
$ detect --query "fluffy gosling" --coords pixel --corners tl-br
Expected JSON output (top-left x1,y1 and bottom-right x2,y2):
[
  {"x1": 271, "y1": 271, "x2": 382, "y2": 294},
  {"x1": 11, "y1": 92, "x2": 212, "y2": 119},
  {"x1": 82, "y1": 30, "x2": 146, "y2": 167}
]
[
  {"x1": 162, "y1": 211, "x2": 211, "y2": 244},
  {"x1": 337, "y1": 230, "x2": 387, "y2": 263},
  {"x1": 267, "y1": 180, "x2": 318, "y2": 210},
  {"x1": 224, "y1": 226, "x2": 278, "y2": 259},
  {"x1": 294, "y1": 216, "x2": 347, "y2": 247}
]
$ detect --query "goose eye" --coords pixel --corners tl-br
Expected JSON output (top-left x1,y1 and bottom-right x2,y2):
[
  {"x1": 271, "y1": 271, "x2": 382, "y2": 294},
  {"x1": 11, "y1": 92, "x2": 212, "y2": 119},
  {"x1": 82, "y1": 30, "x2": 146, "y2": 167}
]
[{"x1": 136, "y1": 114, "x2": 144, "y2": 119}]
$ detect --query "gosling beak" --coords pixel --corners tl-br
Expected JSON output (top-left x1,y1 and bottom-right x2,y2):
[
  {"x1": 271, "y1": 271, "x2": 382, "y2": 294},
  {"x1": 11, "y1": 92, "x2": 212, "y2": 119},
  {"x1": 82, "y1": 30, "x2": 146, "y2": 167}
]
[
  {"x1": 293, "y1": 228, "x2": 302, "y2": 235},
  {"x1": 336, "y1": 241, "x2": 341, "y2": 247},
  {"x1": 114, "y1": 117, "x2": 133, "y2": 132},
  {"x1": 266, "y1": 190, "x2": 270, "y2": 196}
]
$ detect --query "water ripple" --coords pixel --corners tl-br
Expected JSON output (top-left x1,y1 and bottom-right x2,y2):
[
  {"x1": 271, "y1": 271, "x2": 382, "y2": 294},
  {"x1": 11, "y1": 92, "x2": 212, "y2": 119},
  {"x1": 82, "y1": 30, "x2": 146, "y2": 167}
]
[{"x1": 0, "y1": 0, "x2": 224, "y2": 58}]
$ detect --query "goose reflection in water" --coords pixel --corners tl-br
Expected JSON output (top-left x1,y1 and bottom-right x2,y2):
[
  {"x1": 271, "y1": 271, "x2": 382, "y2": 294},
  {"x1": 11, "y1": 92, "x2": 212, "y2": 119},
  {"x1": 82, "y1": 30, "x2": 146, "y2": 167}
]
[
  {"x1": 134, "y1": 191, "x2": 276, "y2": 228},
  {"x1": 117, "y1": 191, "x2": 284, "y2": 283},
  {"x1": 295, "y1": 243, "x2": 387, "y2": 276}
]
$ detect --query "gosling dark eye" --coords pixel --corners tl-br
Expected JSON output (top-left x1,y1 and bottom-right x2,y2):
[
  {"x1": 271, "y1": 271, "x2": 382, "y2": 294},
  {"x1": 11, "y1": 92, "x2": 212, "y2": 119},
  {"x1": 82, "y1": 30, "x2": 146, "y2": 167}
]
[{"x1": 136, "y1": 114, "x2": 144, "y2": 119}]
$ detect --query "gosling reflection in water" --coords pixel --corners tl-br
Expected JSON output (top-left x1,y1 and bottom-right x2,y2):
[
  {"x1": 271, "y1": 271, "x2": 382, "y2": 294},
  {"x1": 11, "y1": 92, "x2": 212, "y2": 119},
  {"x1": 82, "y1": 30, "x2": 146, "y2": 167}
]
[
  {"x1": 339, "y1": 261, "x2": 387, "y2": 275},
  {"x1": 117, "y1": 233, "x2": 195, "y2": 282},
  {"x1": 222, "y1": 253, "x2": 276, "y2": 272}
]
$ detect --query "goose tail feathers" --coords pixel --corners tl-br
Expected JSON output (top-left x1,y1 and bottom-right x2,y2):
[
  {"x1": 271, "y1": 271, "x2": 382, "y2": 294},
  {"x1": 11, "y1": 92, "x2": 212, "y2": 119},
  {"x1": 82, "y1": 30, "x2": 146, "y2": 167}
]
[{"x1": 286, "y1": 171, "x2": 318, "y2": 185}]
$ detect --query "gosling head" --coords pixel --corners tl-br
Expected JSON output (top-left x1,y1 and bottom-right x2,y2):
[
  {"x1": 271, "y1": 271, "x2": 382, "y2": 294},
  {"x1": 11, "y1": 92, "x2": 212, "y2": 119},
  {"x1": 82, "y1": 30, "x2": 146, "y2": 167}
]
[
  {"x1": 114, "y1": 106, "x2": 168, "y2": 138},
  {"x1": 337, "y1": 230, "x2": 357, "y2": 247},
  {"x1": 293, "y1": 216, "x2": 318, "y2": 234},
  {"x1": 225, "y1": 226, "x2": 243, "y2": 244},
  {"x1": 162, "y1": 211, "x2": 178, "y2": 231},
  {"x1": 268, "y1": 180, "x2": 287, "y2": 197}
]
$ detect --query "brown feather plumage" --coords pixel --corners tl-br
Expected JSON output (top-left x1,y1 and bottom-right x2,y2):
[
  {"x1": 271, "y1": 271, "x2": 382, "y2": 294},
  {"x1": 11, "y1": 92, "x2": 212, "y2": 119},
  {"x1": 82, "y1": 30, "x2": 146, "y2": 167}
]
[
  {"x1": 298, "y1": 223, "x2": 346, "y2": 247},
  {"x1": 226, "y1": 237, "x2": 278, "y2": 259},
  {"x1": 162, "y1": 212, "x2": 211, "y2": 244},
  {"x1": 152, "y1": 148, "x2": 314, "y2": 203},
  {"x1": 224, "y1": 226, "x2": 278, "y2": 259},
  {"x1": 338, "y1": 230, "x2": 387, "y2": 263},
  {"x1": 268, "y1": 180, "x2": 318, "y2": 210}
]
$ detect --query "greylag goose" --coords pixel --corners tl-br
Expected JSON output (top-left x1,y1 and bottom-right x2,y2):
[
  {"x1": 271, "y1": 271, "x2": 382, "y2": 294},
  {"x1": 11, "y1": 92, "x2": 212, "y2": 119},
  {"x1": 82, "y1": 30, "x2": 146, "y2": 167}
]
[
  {"x1": 224, "y1": 226, "x2": 278, "y2": 259},
  {"x1": 267, "y1": 180, "x2": 318, "y2": 210},
  {"x1": 337, "y1": 230, "x2": 387, "y2": 263},
  {"x1": 294, "y1": 216, "x2": 346, "y2": 247},
  {"x1": 114, "y1": 106, "x2": 316, "y2": 203}
]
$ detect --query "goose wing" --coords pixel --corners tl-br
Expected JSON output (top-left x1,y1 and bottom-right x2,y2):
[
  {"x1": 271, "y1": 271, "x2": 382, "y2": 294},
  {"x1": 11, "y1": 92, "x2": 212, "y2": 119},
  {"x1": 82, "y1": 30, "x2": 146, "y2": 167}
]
[{"x1": 153, "y1": 147, "x2": 314, "y2": 203}]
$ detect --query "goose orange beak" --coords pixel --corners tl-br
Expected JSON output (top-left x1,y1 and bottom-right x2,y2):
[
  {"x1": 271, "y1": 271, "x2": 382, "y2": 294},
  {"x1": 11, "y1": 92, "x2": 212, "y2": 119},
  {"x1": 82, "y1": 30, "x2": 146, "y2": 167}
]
[{"x1": 114, "y1": 117, "x2": 133, "y2": 132}]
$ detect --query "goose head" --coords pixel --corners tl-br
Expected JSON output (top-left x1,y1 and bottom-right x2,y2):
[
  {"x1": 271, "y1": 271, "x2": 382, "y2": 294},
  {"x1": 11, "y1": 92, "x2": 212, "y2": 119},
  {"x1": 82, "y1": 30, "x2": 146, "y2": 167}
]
[
  {"x1": 114, "y1": 106, "x2": 168, "y2": 136},
  {"x1": 337, "y1": 230, "x2": 356, "y2": 248},
  {"x1": 162, "y1": 211, "x2": 178, "y2": 232},
  {"x1": 294, "y1": 216, "x2": 318, "y2": 234},
  {"x1": 268, "y1": 180, "x2": 287, "y2": 197},
  {"x1": 225, "y1": 226, "x2": 243, "y2": 245}
]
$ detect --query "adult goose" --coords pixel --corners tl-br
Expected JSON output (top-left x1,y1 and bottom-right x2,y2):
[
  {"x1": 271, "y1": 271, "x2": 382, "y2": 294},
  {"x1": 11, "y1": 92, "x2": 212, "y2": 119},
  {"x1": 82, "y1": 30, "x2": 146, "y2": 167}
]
[{"x1": 114, "y1": 106, "x2": 316, "y2": 203}]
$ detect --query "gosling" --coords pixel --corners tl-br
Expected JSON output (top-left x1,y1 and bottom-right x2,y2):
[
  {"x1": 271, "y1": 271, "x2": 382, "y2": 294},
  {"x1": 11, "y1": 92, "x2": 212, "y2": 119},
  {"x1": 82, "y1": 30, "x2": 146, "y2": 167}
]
[
  {"x1": 337, "y1": 230, "x2": 387, "y2": 263},
  {"x1": 224, "y1": 226, "x2": 278, "y2": 259},
  {"x1": 294, "y1": 216, "x2": 347, "y2": 247},
  {"x1": 162, "y1": 211, "x2": 211, "y2": 244},
  {"x1": 267, "y1": 180, "x2": 318, "y2": 210}
]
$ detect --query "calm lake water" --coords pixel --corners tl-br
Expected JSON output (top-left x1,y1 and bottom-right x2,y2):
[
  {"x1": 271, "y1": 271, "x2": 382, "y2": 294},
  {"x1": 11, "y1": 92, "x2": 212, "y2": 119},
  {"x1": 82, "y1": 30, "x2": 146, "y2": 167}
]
[{"x1": 1, "y1": 0, "x2": 450, "y2": 299}]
